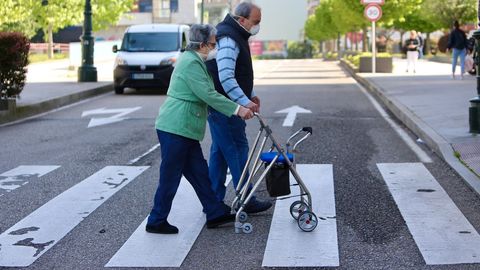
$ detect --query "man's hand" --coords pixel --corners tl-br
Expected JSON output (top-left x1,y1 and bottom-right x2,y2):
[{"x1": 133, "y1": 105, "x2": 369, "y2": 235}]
[
  {"x1": 249, "y1": 96, "x2": 261, "y2": 113},
  {"x1": 246, "y1": 101, "x2": 259, "y2": 113},
  {"x1": 237, "y1": 106, "x2": 254, "y2": 120}
]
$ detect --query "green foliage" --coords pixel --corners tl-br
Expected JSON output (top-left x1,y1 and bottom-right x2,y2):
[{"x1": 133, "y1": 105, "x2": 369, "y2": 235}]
[
  {"x1": 345, "y1": 52, "x2": 392, "y2": 68},
  {"x1": 0, "y1": 32, "x2": 30, "y2": 98},
  {"x1": 29, "y1": 53, "x2": 68, "y2": 63},
  {"x1": 0, "y1": 0, "x2": 135, "y2": 39},
  {"x1": 423, "y1": 0, "x2": 477, "y2": 29},
  {"x1": 287, "y1": 41, "x2": 314, "y2": 59},
  {"x1": 324, "y1": 51, "x2": 338, "y2": 60}
]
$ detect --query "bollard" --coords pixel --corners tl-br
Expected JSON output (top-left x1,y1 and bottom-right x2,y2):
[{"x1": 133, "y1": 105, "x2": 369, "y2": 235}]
[{"x1": 470, "y1": 99, "x2": 480, "y2": 133}]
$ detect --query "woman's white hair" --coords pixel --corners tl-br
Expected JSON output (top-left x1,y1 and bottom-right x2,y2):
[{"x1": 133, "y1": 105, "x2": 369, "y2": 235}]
[{"x1": 186, "y1": 24, "x2": 217, "y2": 50}]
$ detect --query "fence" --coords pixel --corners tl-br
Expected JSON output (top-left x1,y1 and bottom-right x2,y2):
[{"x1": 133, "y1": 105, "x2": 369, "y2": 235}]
[{"x1": 29, "y1": 43, "x2": 69, "y2": 54}]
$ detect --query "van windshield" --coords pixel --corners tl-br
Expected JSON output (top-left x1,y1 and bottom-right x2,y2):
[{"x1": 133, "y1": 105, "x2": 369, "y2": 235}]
[{"x1": 121, "y1": 32, "x2": 179, "y2": 52}]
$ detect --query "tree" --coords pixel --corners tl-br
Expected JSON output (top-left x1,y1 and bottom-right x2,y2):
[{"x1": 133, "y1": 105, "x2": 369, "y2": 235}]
[
  {"x1": 0, "y1": 0, "x2": 135, "y2": 58},
  {"x1": 423, "y1": 0, "x2": 477, "y2": 29}
]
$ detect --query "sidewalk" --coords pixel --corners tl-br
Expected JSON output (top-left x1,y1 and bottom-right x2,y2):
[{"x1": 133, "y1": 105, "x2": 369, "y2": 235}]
[
  {"x1": 0, "y1": 58, "x2": 115, "y2": 125},
  {"x1": 343, "y1": 57, "x2": 480, "y2": 195}
]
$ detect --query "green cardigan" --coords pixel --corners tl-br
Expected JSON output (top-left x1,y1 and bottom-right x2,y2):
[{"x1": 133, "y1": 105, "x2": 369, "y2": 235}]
[{"x1": 155, "y1": 51, "x2": 238, "y2": 141}]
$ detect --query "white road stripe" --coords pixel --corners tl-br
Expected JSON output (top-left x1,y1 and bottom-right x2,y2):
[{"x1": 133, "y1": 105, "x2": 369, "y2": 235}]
[
  {"x1": 127, "y1": 143, "x2": 160, "y2": 165},
  {"x1": 0, "y1": 166, "x2": 149, "y2": 267},
  {"x1": 0, "y1": 166, "x2": 60, "y2": 194},
  {"x1": 378, "y1": 163, "x2": 480, "y2": 265},
  {"x1": 356, "y1": 83, "x2": 432, "y2": 163},
  {"x1": 106, "y1": 177, "x2": 203, "y2": 268},
  {"x1": 262, "y1": 164, "x2": 339, "y2": 267}
]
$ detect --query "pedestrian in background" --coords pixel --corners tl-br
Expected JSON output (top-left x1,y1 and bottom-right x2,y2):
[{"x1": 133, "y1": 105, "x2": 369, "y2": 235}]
[
  {"x1": 417, "y1": 32, "x2": 424, "y2": 59},
  {"x1": 146, "y1": 24, "x2": 254, "y2": 234},
  {"x1": 205, "y1": 2, "x2": 272, "y2": 213},
  {"x1": 447, "y1": 20, "x2": 468, "y2": 80},
  {"x1": 405, "y1": 30, "x2": 419, "y2": 73}
]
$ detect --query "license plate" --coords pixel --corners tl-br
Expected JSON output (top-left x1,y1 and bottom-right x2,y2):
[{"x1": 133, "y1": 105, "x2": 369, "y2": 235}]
[{"x1": 132, "y1": 73, "x2": 154, "y2": 79}]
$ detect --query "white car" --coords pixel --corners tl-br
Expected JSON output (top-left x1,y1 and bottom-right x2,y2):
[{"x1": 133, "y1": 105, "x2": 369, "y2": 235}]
[{"x1": 113, "y1": 24, "x2": 190, "y2": 94}]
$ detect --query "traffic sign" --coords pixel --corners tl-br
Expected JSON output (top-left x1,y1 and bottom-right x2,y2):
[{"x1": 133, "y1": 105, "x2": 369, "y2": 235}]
[
  {"x1": 361, "y1": 0, "x2": 384, "y2": 5},
  {"x1": 364, "y1": 4, "x2": 382, "y2": 22}
]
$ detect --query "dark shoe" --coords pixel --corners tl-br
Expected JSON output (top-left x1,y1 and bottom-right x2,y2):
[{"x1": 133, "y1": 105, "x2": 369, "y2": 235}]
[
  {"x1": 206, "y1": 213, "x2": 235, "y2": 229},
  {"x1": 244, "y1": 198, "x2": 272, "y2": 214},
  {"x1": 146, "y1": 221, "x2": 179, "y2": 234}
]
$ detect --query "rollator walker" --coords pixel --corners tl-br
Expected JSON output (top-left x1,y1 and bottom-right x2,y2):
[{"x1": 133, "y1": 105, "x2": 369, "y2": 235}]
[{"x1": 232, "y1": 113, "x2": 318, "y2": 234}]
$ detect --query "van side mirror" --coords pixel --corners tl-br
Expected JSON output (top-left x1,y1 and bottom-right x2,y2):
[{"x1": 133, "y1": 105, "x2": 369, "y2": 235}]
[{"x1": 112, "y1": 45, "x2": 118, "y2": 53}]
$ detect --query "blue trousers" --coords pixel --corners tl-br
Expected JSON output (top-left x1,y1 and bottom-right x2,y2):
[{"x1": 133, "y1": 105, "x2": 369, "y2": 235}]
[
  {"x1": 207, "y1": 108, "x2": 250, "y2": 201},
  {"x1": 147, "y1": 130, "x2": 228, "y2": 226},
  {"x1": 452, "y1": 48, "x2": 466, "y2": 74}
]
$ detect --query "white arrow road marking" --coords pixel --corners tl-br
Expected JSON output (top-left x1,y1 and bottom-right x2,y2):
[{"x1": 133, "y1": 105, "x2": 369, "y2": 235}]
[
  {"x1": 275, "y1": 106, "x2": 312, "y2": 127},
  {"x1": 0, "y1": 166, "x2": 60, "y2": 195},
  {"x1": 106, "y1": 177, "x2": 203, "y2": 268},
  {"x1": 262, "y1": 164, "x2": 339, "y2": 267},
  {"x1": 81, "y1": 107, "x2": 141, "y2": 128},
  {"x1": 378, "y1": 163, "x2": 480, "y2": 264},
  {"x1": 0, "y1": 166, "x2": 149, "y2": 267}
]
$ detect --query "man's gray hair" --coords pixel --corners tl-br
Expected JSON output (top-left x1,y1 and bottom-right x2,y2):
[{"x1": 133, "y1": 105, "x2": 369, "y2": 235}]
[
  {"x1": 233, "y1": 1, "x2": 260, "y2": 19},
  {"x1": 186, "y1": 24, "x2": 217, "y2": 51}
]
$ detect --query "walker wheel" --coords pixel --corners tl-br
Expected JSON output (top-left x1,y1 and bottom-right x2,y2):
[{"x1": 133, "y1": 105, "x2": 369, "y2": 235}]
[
  {"x1": 290, "y1": 200, "x2": 310, "y2": 220},
  {"x1": 238, "y1": 211, "x2": 248, "y2": 223},
  {"x1": 297, "y1": 211, "x2": 318, "y2": 232},
  {"x1": 242, "y1": 223, "x2": 253, "y2": 234}
]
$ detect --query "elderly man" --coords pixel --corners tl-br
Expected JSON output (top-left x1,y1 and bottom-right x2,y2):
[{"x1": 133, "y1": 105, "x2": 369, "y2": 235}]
[{"x1": 206, "y1": 2, "x2": 272, "y2": 213}]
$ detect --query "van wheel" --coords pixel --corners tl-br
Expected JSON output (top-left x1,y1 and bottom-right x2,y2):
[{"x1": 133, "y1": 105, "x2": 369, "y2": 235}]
[{"x1": 114, "y1": 85, "x2": 124, "y2": 94}]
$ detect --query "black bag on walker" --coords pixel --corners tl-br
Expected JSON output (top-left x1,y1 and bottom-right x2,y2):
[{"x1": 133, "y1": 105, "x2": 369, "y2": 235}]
[{"x1": 266, "y1": 163, "x2": 291, "y2": 197}]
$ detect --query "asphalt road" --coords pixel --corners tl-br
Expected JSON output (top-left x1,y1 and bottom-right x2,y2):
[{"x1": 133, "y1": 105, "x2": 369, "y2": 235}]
[{"x1": 1, "y1": 59, "x2": 479, "y2": 270}]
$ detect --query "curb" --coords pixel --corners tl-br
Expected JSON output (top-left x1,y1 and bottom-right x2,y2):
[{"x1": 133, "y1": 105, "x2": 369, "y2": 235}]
[
  {"x1": 339, "y1": 60, "x2": 480, "y2": 196},
  {"x1": 0, "y1": 83, "x2": 113, "y2": 125}
]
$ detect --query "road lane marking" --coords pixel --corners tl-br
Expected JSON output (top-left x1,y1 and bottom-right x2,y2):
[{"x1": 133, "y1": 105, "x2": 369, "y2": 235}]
[
  {"x1": 356, "y1": 83, "x2": 432, "y2": 163},
  {"x1": 0, "y1": 166, "x2": 60, "y2": 195},
  {"x1": 0, "y1": 166, "x2": 149, "y2": 267},
  {"x1": 106, "y1": 177, "x2": 203, "y2": 268},
  {"x1": 127, "y1": 144, "x2": 160, "y2": 165},
  {"x1": 275, "y1": 106, "x2": 312, "y2": 127},
  {"x1": 378, "y1": 163, "x2": 480, "y2": 265},
  {"x1": 81, "y1": 107, "x2": 142, "y2": 128},
  {"x1": 262, "y1": 164, "x2": 339, "y2": 267}
]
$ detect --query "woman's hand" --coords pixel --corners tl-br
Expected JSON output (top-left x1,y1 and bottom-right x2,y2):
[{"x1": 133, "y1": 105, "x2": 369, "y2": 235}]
[{"x1": 237, "y1": 106, "x2": 254, "y2": 120}]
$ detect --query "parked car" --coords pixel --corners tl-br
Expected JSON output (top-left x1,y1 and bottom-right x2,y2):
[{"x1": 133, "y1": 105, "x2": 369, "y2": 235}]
[{"x1": 113, "y1": 24, "x2": 190, "y2": 94}]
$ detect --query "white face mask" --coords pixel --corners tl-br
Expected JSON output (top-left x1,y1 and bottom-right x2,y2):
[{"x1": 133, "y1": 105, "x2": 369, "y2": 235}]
[
  {"x1": 206, "y1": 48, "x2": 217, "y2": 61},
  {"x1": 249, "y1": 24, "x2": 260, "y2": 35}
]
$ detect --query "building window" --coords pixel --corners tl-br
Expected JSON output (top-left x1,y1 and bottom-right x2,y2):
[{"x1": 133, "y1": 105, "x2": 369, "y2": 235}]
[
  {"x1": 170, "y1": 0, "x2": 178, "y2": 12},
  {"x1": 137, "y1": 0, "x2": 152, "y2": 12}
]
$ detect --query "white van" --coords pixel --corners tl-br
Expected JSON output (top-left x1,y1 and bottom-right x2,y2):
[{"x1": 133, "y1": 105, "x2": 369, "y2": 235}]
[{"x1": 112, "y1": 24, "x2": 190, "y2": 94}]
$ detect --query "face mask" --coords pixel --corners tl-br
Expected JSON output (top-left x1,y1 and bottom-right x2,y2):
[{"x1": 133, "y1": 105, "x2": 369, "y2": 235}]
[
  {"x1": 206, "y1": 48, "x2": 217, "y2": 61},
  {"x1": 250, "y1": 24, "x2": 260, "y2": 35}
]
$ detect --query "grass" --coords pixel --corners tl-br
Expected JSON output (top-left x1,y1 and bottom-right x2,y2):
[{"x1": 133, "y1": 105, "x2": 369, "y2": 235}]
[{"x1": 29, "y1": 53, "x2": 68, "y2": 63}]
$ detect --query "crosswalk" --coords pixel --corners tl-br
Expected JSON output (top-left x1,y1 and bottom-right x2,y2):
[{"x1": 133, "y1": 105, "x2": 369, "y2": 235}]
[{"x1": 0, "y1": 163, "x2": 479, "y2": 268}]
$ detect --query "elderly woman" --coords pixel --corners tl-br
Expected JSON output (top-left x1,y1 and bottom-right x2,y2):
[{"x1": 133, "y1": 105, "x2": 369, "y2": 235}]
[{"x1": 146, "y1": 24, "x2": 254, "y2": 234}]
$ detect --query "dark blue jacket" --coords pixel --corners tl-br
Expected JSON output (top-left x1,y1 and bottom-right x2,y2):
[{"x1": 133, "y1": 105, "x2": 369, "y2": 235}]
[{"x1": 206, "y1": 14, "x2": 254, "y2": 100}]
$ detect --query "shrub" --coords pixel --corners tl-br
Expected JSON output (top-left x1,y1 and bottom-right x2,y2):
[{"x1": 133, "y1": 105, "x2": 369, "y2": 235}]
[
  {"x1": 287, "y1": 41, "x2": 313, "y2": 59},
  {"x1": 0, "y1": 32, "x2": 30, "y2": 99}
]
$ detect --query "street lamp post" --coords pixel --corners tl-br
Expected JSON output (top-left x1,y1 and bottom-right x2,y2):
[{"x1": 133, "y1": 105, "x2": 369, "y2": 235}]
[{"x1": 78, "y1": 0, "x2": 97, "y2": 82}]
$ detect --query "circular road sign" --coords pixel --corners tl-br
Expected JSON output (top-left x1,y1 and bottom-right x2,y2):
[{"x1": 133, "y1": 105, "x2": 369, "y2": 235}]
[{"x1": 364, "y1": 4, "x2": 382, "y2": 22}]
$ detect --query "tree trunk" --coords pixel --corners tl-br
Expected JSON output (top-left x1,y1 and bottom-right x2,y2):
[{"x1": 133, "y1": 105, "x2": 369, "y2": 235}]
[
  {"x1": 355, "y1": 32, "x2": 359, "y2": 51},
  {"x1": 425, "y1": 32, "x2": 431, "y2": 56},
  {"x1": 344, "y1": 33, "x2": 348, "y2": 51},
  {"x1": 362, "y1": 27, "x2": 368, "y2": 52},
  {"x1": 47, "y1": 22, "x2": 54, "y2": 59},
  {"x1": 399, "y1": 30, "x2": 405, "y2": 54}
]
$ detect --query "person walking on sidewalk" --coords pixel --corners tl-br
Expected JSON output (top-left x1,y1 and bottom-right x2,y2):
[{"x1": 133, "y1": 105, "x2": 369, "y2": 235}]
[
  {"x1": 146, "y1": 24, "x2": 254, "y2": 234},
  {"x1": 405, "y1": 30, "x2": 419, "y2": 73},
  {"x1": 447, "y1": 20, "x2": 468, "y2": 80},
  {"x1": 205, "y1": 2, "x2": 272, "y2": 213}
]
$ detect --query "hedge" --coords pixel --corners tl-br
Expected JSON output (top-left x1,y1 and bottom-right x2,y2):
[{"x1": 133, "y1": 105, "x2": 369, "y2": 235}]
[{"x1": 0, "y1": 32, "x2": 30, "y2": 99}]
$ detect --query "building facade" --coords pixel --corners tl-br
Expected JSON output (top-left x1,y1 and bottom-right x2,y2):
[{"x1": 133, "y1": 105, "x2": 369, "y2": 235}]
[{"x1": 95, "y1": 0, "x2": 243, "y2": 40}]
